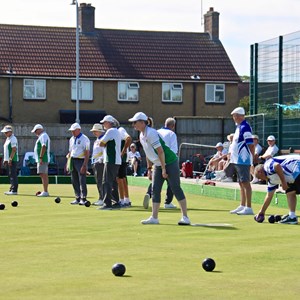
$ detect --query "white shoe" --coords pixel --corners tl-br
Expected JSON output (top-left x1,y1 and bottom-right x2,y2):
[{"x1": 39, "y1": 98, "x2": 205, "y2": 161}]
[
  {"x1": 230, "y1": 205, "x2": 245, "y2": 214},
  {"x1": 251, "y1": 178, "x2": 259, "y2": 184},
  {"x1": 164, "y1": 203, "x2": 177, "y2": 209},
  {"x1": 4, "y1": 191, "x2": 18, "y2": 195},
  {"x1": 237, "y1": 207, "x2": 254, "y2": 215},
  {"x1": 141, "y1": 216, "x2": 159, "y2": 224},
  {"x1": 215, "y1": 170, "x2": 225, "y2": 177},
  {"x1": 37, "y1": 191, "x2": 49, "y2": 197},
  {"x1": 134, "y1": 173, "x2": 138, "y2": 177},
  {"x1": 143, "y1": 194, "x2": 150, "y2": 209},
  {"x1": 79, "y1": 199, "x2": 87, "y2": 206},
  {"x1": 222, "y1": 177, "x2": 233, "y2": 182},
  {"x1": 70, "y1": 199, "x2": 80, "y2": 205},
  {"x1": 93, "y1": 199, "x2": 104, "y2": 206},
  {"x1": 178, "y1": 216, "x2": 191, "y2": 225}
]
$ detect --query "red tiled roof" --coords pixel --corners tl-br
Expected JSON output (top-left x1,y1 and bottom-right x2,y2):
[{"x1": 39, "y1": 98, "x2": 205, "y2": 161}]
[{"x1": 0, "y1": 24, "x2": 240, "y2": 81}]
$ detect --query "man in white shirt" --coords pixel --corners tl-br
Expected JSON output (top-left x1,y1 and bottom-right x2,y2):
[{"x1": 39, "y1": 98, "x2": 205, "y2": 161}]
[{"x1": 67, "y1": 123, "x2": 90, "y2": 205}]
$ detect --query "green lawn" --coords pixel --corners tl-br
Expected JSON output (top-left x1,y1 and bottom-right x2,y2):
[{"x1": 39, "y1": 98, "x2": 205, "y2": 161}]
[{"x1": 0, "y1": 183, "x2": 300, "y2": 300}]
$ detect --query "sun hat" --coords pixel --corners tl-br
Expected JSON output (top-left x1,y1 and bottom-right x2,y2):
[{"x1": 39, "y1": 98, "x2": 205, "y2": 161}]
[
  {"x1": 215, "y1": 142, "x2": 223, "y2": 148},
  {"x1": 231, "y1": 107, "x2": 245, "y2": 115},
  {"x1": 252, "y1": 134, "x2": 259, "y2": 140},
  {"x1": 1, "y1": 125, "x2": 13, "y2": 133},
  {"x1": 68, "y1": 123, "x2": 81, "y2": 131},
  {"x1": 227, "y1": 133, "x2": 234, "y2": 141},
  {"x1": 128, "y1": 112, "x2": 148, "y2": 122},
  {"x1": 90, "y1": 123, "x2": 105, "y2": 132},
  {"x1": 31, "y1": 124, "x2": 43, "y2": 133}
]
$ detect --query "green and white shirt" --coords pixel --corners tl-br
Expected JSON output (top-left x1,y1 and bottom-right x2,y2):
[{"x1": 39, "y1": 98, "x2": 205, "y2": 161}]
[
  {"x1": 3, "y1": 134, "x2": 19, "y2": 162},
  {"x1": 34, "y1": 132, "x2": 50, "y2": 163},
  {"x1": 100, "y1": 128, "x2": 121, "y2": 165}
]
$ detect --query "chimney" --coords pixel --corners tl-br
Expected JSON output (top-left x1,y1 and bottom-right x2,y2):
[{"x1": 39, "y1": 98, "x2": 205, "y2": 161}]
[
  {"x1": 204, "y1": 7, "x2": 219, "y2": 41},
  {"x1": 79, "y1": 3, "x2": 95, "y2": 34}
]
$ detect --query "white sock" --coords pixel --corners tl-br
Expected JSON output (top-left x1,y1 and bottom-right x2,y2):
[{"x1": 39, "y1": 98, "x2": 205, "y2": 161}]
[{"x1": 289, "y1": 212, "x2": 296, "y2": 218}]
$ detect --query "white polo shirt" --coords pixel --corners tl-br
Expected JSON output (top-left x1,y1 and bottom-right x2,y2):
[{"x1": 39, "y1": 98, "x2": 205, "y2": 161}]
[
  {"x1": 157, "y1": 127, "x2": 178, "y2": 154},
  {"x1": 3, "y1": 134, "x2": 19, "y2": 162},
  {"x1": 34, "y1": 132, "x2": 50, "y2": 163},
  {"x1": 92, "y1": 135, "x2": 105, "y2": 164},
  {"x1": 69, "y1": 133, "x2": 90, "y2": 158}
]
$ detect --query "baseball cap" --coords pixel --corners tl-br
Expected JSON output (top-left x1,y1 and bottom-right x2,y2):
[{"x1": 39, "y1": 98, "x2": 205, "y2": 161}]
[
  {"x1": 31, "y1": 124, "x2": 43, "y2": 133},
  {"x1": 1, "y1": 125, "x2": 13, "y2": 133},
  {"x1": 130, "y1": 143, "x2": 136, "y2": 148},
  {"x1": 100, "y1": 115, "x2": 116, "y2": 124},
  {"x1": 227, "y1": 133, "x2": 234, "y2": 141},
  {"x1": 215, "y1": 142, "x2": 223, "y2": 148},
  {"x1": 252, "y1": 134, "x2": 259, "y2": 140},
  {"x1": 90, "y1": 123, "x2": 105, "y2": 132},
  {"x1": 231, "y1": 107, "x2": 245, "y2": 115},
  {"x1": 128, "y1": 112, "x2": 148, "y2": 122},
  {"x1": 267, "y1": 135, "x2": 276, "y2": 141},
  {"x1": 68, "y1": 122, "x2": 81, "y2": 131}
]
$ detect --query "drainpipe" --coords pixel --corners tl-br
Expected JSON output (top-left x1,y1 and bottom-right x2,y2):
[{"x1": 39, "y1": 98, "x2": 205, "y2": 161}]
[
  {"x1": 191, "y1": 75, "x2": 201, "y2": 116},
  {"x1": 6, "y1": 64, "x2": 15, "y2": 122}
]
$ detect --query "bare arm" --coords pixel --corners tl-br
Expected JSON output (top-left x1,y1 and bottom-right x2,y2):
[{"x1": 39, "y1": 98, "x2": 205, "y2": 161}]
[
  {"x1": 258, "y1": 190, "x2": 276, "y2": 215},
  {"x1": 156, "y1": 146, "x2": 167, "y2": 179}
]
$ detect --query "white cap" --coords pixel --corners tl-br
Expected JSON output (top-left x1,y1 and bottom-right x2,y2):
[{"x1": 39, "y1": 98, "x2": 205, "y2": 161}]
[
  {"x1": 130, "y1": 143, "x2": 136, "y2": 148},
  {"x1": 31, "y1": 124, "x2": 43, "y2": 133},
  {"x1": 227, "y1": 133, "x2": 234, "y2": 141},
  {"x1": 100, "y1": 115, "x2": 116, "y2": 124},
  {"x1": 215, "y1": 142, "x2": 223, "y2": 148},
  {"x1": 68, "y1": 122, "x2": 81, "y2": 131},
  {"x1": 252, "y1": 134, "x2": 259, "y2": 140},
  {"x1": 267, "y1": 135, "x2": 276, "y2": 141},
  {"x1": 128, "y1": 112, "x2": 148, "y2": 122},
  {"x1": 1, "y1": 125, "x2": 13, "y2": 133},
  {"x1": 90, "y1": 123, "x2": 105, "y2": 132},
  {"x1": 231, "y1": 107, "x2": 245, "y2": 115}
]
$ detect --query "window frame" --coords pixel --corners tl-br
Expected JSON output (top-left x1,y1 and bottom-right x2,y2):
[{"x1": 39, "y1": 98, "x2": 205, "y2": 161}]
[
  {"x1": 205, "y1": 83, "x2": 225, "y2": 103},
  {"x1": 118, "y1": 82, "x2": 139, "y2": 102},
  {"x1": 162, "y1": 83, "x2": 183, "y2": 103},
  {"x1": 71, "y1": 80, "x2": 93, "y2": 101},
  {"x1": 23, "y1": 79, "x2": 46, "y2": 100}
]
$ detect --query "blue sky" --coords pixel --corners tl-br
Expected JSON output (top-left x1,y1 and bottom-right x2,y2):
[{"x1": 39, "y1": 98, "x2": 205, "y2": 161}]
[{"x1": 1, "y1": 0, "x2": 299, "y2": 75}]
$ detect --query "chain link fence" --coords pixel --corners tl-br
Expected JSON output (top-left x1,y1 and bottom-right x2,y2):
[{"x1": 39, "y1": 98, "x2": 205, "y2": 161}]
[{"x1": 250, "y1": 31, "x2": 300, "y2": 150}]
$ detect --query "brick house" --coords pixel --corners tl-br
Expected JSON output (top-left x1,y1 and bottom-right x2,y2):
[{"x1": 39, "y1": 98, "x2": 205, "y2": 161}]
[{"x1": 0, "y1": 4, "x2": 240, "y2": 126}]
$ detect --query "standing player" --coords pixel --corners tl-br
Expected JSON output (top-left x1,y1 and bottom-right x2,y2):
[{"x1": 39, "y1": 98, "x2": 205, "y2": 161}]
[
  {"x1": 229, "y1": 107, "x2": 255, "y2": 215},
  {"x1": 129, "y1": 112, "x2": 191, "y2": 225},
  {"x1": 99, "y1": 115, "x2": 122, "y2": 210},
  {"x1": 1, "y1": 125, "x2": 19, "y2": 195},
  {"x1": 67, "y1": 123, "x2": 90, "y2": 205},
  {"x1": 90, "y1": 123, "x2": 106, "y2": 206},
  {"x1": 32, "y1": 124, "x2": 51, "y2": 197}
]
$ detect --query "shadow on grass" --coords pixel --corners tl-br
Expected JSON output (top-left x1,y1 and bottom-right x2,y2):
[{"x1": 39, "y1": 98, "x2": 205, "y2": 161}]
[{"x1": 125, "y1": 207, "x2": 229, "y2": 213}]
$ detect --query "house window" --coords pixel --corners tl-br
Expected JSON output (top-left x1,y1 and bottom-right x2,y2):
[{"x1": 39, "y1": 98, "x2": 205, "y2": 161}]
[
  {"x1": 71, "y1": 80, "x2": 93, "y2": 101},
  {"x1": 118, "y1": 82, "x2": 139, "y2": 101},
  {"x1": 205, "y1": 84, "x2": 225, "y2": 103},
  {"x1": 162, "y1": 83, "x2": 183, "y2": 102},
  {"x1": 23, "y1": 79, "x2": 46, "y2": 100}
]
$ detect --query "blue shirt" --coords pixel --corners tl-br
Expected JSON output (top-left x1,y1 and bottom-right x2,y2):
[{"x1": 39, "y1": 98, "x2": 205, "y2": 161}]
[
  {"x1": 230, "y1": 120, "x2": 253, "y2": 165},
  {"x1": 264, "y1": 155, "x2": 300, "y2": 192}
]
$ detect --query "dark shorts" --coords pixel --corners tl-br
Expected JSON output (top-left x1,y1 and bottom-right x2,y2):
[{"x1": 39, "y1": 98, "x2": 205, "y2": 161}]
[
  {"x1": 118, "y1": 162, "x2": 127, "y2": 178},
  {"x1": 286, "y1": 175, "x2": 300, "y2": 194},
  {"x1": 233, "y1": 164, "x2": 251, "y2": 183}
]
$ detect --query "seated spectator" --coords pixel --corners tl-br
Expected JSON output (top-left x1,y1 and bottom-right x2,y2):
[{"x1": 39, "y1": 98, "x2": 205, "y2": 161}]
[
  {"x1": 259, "y1": 135, "x2": 279, "y2": 162},
  {"x1": 207, "y1": 142, "x2": 228, "y2": 172},
  {"x1": 128, "y1": 143, "x2": 142, "y2": 176}
]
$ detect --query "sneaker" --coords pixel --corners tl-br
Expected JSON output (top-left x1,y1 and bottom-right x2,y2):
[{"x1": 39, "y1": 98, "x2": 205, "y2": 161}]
[
  {"x1": 141, "y1": 216, "x2": 159, "y2": 224},
  {"x1": 123, "y1": 202, "x2": 132, "y2": 207},
  {"x1": 70, "y1": 199, "x2": 80, "y2": 205},
  {"x1": 230, "y1": 205, "x2": 245, "y2": 214},
  {"x1": 143, "y1": 193, "x2": 150, "y2": 209},
  {"x1": 4, "y1": 191, "x2": 18, "y2": 195},
  {"x1": 93, "y1": 199, "x2": 104, "y2": 206},
  {"x1": 134, "y1": 173, "x2": 138, "y2": 177},
  {"x1": 178, "y1": 216, "x2": 191, "y2": 225},
  {"x1": 279, "y1": 215, "x2": 298, "y2": 225},
  {"x1": 164, "y1": 203, "x2": 177, "y2": 209},
  {"x1": 79, "y1": 199, "x2": 88, "y2": 206},
  {"x1": 237, "y1": 207, "x2": 254, "y2": 215},
  {"x1": 112, "y1": 202, "x2": 121, "y2": 209},
  {"x1": 37, "y1": 191, "x2": 49, "y2": 197},
  {"x1": 221, "y1": 177, "x2": 233, "y2": 182}
]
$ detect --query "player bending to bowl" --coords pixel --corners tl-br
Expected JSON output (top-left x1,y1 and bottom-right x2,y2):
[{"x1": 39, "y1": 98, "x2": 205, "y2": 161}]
[{"x1": 254, "y1": 155, "x2": 300, "y2": 224}]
